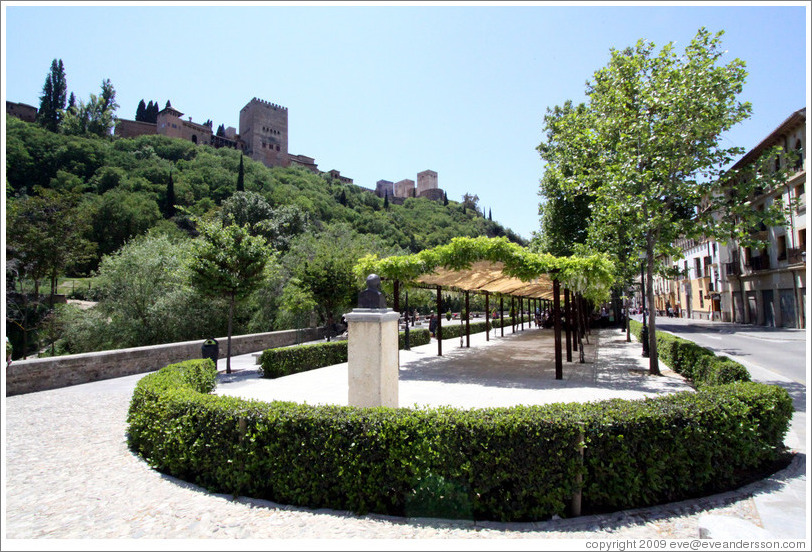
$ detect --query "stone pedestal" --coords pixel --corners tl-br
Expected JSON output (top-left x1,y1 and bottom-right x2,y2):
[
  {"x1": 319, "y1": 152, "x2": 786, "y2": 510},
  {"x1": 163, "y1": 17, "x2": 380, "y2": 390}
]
[{"x1": 344, "y1": 308, "x2": 400, "y2": 408}]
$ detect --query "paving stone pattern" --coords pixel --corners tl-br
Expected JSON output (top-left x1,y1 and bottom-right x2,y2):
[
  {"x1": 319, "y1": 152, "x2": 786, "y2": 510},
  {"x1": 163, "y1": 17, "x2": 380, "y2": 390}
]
[{"x1": 3, "y1": 329, "x2": 770, "y2": 541}]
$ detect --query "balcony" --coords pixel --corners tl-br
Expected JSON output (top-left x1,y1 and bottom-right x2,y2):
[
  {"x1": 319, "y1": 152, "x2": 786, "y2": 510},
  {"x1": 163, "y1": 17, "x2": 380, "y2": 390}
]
[
  {"x1": 747, "y1": 256, "x2": 770, "y2": 271},
  {"x1": 725, "y1": 261, "x2": 741, "y2": 277},
  {"x1": 788, "y1": 247, "x2": 805, "y2": 264}
]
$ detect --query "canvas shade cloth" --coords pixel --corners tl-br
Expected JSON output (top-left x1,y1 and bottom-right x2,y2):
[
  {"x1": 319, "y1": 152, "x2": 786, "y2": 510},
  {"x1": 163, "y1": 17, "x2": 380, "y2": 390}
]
[{"x1": 414, "y1": 260, "x2": 557, "y2": 299}]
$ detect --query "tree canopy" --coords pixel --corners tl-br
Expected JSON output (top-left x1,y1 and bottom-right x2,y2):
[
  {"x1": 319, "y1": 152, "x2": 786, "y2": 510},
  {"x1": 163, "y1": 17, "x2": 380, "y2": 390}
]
[{"x1": 536, "y1": 27, "x2": 792, "y2": 372}]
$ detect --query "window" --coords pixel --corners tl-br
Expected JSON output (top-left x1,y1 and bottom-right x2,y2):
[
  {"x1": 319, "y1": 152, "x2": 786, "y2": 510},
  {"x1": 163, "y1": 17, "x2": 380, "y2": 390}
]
[
  {"x1": 777, "y1": 234, "x2": 787, "y2": 260},
  {"x1": 799, "y1": 228, "x2": 806, "y2": 250},
  {"x1": 795, "y1": 139, "x2": 803, "y2": 170},
  {"x1": 694, "y1": 258, "x2": 702, "y2": 278}
]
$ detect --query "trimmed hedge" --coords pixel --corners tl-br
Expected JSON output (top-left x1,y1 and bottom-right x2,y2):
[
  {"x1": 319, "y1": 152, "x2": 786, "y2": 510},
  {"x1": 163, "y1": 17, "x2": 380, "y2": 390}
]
[
  {"x1": 259, "y1": 329, "x2": 431, "y2": 379},
  {"x1": 440, "y1": 315, "x2": 530, "y2": 340},
  {"x1": 127, "y1": 359, "x2": 792, "y2": 521},
  {"x1": 629, "y1": 320, "x2": 751, "y2": 387}
]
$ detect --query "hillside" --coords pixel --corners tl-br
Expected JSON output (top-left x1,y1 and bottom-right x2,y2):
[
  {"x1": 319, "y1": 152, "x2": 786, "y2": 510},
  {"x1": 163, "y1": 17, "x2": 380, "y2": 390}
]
[{"x1": 5, "y1": 117, "x2": 525, "y2": 270}]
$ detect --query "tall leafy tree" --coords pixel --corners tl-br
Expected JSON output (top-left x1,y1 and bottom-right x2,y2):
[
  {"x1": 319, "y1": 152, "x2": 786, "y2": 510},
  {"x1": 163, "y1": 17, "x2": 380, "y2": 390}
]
[
  {"x1": 165, "y1": 171, "x2": 177, "y2": 218},
  {"x1": 236, "y1": 153, "x2": 245, "y2": 192},
  {"x1": 537, "y1": 28, "x2": 789, "y2": 373},
  {"x1": 135, "y1": 99, "x2": 147, "y2": 122},
  {"x1": 37, "y1": 59, "x2": 67, "y2": 132},
  {"x1": 62, "y1": 78, "x2": 119, "y2": 137},
  {"x1": 6, "y1": 188, "x2": 95, "y2": 307},
  {"x1": 188, "y1": 218, "x2": 272, "y2": 373}
]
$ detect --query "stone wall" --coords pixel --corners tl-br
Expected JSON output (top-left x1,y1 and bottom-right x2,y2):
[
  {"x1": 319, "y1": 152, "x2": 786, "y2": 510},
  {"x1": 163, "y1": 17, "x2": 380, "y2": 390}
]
[{"x1": 6, "y1": 327, "x2": 324, "y2": 397}]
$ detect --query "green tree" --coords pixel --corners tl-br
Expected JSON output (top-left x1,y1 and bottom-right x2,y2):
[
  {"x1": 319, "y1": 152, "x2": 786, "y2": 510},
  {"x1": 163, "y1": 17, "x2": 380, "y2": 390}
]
[
  {"x1": 537, "y1": 28, "x2": 790, "y2": 373},
  {"x1": 165, "y1": 171, "x2": 177, "y2": 218},
  {"x1": 383, "y1": 193, "x2": 390, "y2": 210},
  {"x1": 236, "y1": 153, "x2": 245, "y2": 192},
  {"x1": 135, "y1": 99, "x2": 147, "y2": 122},
  {"x1": 58, "y1": 234, "x2": 230, "y2": 353},
  {"x1": 63, "y1": 79, "x2": 119, "y2": 138},
  {"x1": 6, "y1": 188, "x2": 96, "y2": 307},
  {"x1": 88, "y1": 188, "x2": 162, "y2": 257},
  {"x1": 188, "y1": 218, "x2": 272, "y2": 373},
  {"x1": 37, "y1": 59, "x2": 67, "y2": 132}
]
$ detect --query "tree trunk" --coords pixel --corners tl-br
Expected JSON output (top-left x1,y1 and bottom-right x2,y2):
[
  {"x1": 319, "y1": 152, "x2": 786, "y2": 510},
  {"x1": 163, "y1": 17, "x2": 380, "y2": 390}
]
[
  {"x1": 226, "y1": 293, "x2": 234, "y2": 374},
  {"x1": 625, "y1": 296, "x2": 631, "y2": 342},
  {"x1": 646, "y1": 237, "x2": 660, "y2": 375}
]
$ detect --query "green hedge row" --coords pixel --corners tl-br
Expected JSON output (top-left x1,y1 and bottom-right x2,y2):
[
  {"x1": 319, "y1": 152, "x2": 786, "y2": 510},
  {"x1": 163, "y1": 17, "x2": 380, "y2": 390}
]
[
  {"x1": 629, "y1": 320, "x2": 751, "y2": 387},
  {"x1": 439, "y1": 315, "x2": 530, "y2": 340},
  {"x1": 127, "y1": 359, "x2": 792, "y2": 521},
  {"x1": 259, "y1": 329, "x2": 431, "y2": 379}
]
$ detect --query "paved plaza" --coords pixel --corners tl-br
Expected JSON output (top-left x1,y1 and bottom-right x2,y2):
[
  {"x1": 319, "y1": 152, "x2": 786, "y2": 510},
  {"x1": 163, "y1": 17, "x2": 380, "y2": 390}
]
[{"x1": 2, "y1": 325, "x2": 806, "y2": 545}]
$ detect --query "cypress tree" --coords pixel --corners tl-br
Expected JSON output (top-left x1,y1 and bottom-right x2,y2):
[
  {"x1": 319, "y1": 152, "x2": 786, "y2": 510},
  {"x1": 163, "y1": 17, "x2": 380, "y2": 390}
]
[
  {"x1": 236, "y1": 153, "x2": 245, "y2": 192},
  {"x1": 383, "y1": 193, "x2": 389, "y2": 209},
  {"x1": 488, "y1": 208, "x2": 492, "y2": 221},
  {"x1": 135, "y1": 99, "x2": 146, "y2": 121},
  {"x1": 443, "y1": 191, "x2": 448, "y2": 206},
  {"x1": 165, "y1": 172, "x2": 176, "y2": 218},
  {"x1": 149, "y1": 100, "x2": 159, "y2": 123},
  {"x1": 67, "y1": 92, "x2": 76, "y2": 111},
  {"x1": 37, "y1": 58, "x2": 67, "y2": 132},
  {"x1": 339, "y1": 190, "x2": 347, "y2": 206}
]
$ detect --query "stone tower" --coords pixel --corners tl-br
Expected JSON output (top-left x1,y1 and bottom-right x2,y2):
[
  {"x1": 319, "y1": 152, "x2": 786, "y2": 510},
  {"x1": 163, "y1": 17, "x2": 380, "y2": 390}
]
[
  {"x1": 239, "y1": 97, "x2": 289, "y2": 168},
  {"x1": 416, "y1": 169, "x2": 438, "y2": 196}
]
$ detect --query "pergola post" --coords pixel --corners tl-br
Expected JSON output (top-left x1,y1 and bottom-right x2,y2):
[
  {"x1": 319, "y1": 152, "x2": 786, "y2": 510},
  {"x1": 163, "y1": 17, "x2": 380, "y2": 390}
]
[
  {"x1": 393, "y1": 280, "x2": 399, "y2": 313},
  {"x1": 436, "y1": 285, "x2": 442, "y2": 356},
  {"x1": 500, "y1": 295, "x2": 504, "y2": 337},
  {"x1": 554, "y1": 278, "x2": 563, "y2": 380},
  {"x1": 520, "y1": 297, "x2": 524, "y2": 331},
  {"x1": 511, "y1": 296, "x2": 516, "y2": 333},
  {"x1": 572, "y1": 291, "x2": 579, "y2": 352},
  {"x1": 485, "y1": 291, "x2": 490, "y2": 341},
  {"x1": 465, "y1": 290, "x2": 470, "y2": 348},
  {"x1": 577, "y1": 292, "x2": 586, "y2": 363},
  {"x1": 565, "y1": 288, "x2": 572, "y2": 363}
]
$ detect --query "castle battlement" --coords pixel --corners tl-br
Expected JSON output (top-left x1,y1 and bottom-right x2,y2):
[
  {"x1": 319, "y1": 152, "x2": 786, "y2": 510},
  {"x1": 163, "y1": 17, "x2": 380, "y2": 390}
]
[{"x1": 243, "y1": 97, "x2": 288, "y2": 112}]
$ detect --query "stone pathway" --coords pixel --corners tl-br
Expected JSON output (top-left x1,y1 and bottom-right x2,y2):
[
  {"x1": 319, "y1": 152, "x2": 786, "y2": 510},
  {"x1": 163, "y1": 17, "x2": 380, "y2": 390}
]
[{"x1": 0, "y1": 329, "x2": 785, "y2": 542}]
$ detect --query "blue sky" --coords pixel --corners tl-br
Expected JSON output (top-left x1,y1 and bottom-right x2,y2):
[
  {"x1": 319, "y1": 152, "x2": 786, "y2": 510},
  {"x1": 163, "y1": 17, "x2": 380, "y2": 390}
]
[{"x1": 2, "y1": 2, "x2": 808, "y2": 240}]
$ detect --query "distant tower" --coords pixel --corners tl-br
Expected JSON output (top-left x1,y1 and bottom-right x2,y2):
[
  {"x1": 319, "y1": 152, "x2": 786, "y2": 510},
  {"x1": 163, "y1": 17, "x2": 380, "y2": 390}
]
[
  {"x1": 375, "y1": 179, "x2": 394, "y2": 198},
  {"x1": 416, "y1": 170, "x2": 438, "y2": 196},
  {"x1": 239, "y1": 97, "x2": 289, "y2": 168},
  {"x1": 394, "y1": 179, "x2": 415, "y2": 198}
]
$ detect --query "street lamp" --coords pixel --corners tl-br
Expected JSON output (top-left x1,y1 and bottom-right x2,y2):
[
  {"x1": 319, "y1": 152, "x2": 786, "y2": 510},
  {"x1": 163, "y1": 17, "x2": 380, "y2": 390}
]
[{"x1": 639, "y1": 251, "x2": 650, "y2": 358}]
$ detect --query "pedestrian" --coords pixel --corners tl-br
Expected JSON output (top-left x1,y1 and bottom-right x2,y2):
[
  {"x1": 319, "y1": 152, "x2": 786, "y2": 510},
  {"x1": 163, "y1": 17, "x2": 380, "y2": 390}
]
[{"x1": 429, "y1": 311, "x2": 438, "y2": 338}]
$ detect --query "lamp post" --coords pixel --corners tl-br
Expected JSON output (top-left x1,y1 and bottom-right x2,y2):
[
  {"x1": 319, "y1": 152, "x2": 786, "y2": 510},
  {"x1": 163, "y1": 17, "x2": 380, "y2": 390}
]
[{"x1": 639, "y1": 252, "x2": 649, "y2": 358}]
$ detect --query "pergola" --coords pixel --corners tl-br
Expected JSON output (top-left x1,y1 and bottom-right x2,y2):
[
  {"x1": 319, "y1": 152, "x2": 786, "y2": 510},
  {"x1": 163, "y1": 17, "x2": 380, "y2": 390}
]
[{"x1": 355, "y1": 237, "x2": 615, "y2": 379}]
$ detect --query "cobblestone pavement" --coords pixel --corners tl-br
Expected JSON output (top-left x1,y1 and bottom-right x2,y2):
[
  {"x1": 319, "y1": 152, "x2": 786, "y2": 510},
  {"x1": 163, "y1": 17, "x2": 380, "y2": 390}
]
[{"x1": 1, "y1": 328, "x2": 796, "y2": 545}]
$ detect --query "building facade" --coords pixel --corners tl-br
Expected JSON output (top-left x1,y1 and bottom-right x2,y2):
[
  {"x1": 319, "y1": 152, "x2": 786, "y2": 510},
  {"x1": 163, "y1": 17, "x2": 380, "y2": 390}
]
[
  {"x1": 652, "y1": 108, "x2": 806, "y2": 328},
  {"x1": 722, "y1": 109, "x2": 806, "y2": 328},
  {"x1": 6, "y1": 101, "x2": 38, "y2": 122},
  {"x1": 239, "y1": 97, "x2": 289, "y2": 168}
]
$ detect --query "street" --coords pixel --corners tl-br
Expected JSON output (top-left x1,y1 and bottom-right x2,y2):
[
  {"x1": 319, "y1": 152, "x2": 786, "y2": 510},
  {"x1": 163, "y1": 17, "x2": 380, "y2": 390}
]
[{"x1": 649, "y1": 317, "x2": 808, "y2": 385}]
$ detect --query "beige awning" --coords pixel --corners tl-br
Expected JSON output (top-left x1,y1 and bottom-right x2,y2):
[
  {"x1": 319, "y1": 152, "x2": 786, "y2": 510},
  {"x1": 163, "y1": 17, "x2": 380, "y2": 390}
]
[{"x1": 415, "y1": 261, "x2": 557, "y2": 299}]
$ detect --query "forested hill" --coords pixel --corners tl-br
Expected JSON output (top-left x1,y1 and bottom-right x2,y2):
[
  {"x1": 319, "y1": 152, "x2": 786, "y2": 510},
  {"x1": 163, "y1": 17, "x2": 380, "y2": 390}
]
[{"x1": 5, "y1": 117, "x2": 525, "y2": 271}]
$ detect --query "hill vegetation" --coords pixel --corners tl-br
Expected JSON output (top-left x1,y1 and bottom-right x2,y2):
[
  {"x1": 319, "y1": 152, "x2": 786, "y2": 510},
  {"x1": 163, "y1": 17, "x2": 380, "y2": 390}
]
[{"x1": 5, "y1": 117, "x2": 525, "y2": 357}]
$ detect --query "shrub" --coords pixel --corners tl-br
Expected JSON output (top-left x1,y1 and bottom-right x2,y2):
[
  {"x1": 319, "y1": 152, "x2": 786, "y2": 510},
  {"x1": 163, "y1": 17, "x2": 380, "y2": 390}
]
[
  {"x1": 128, "y1": 359, "x2": 792, "y2": 521},
  {"x1": 260, "y1": 329, "x2": 431, "y2": 379},
  {"x1": 628, "y1": 320, "x2": 750, "y2": 387}
]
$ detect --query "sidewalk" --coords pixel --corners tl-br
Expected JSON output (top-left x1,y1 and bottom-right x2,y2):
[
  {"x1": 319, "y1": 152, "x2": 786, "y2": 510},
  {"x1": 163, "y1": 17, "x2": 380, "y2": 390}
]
[{"x1": 3, "y1": 324, "x2": 806, "y2": 542}]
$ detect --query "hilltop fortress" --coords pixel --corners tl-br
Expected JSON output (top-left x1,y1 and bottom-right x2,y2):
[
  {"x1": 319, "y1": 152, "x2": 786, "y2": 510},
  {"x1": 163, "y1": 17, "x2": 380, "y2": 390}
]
[{"x1": 112, "y1": 97, "x2": 445, "y2": 203}]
